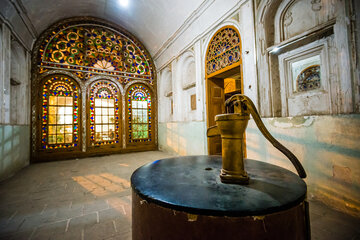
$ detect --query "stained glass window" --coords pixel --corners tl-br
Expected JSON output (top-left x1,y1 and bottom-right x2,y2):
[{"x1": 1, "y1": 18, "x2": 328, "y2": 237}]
[
  {"x1": 33, "y1": 20, "x2": 158, "y2": 160},
  {"x1": 206, "y1": 27, "x2": 241, "y2": 76},
  {"x1": 127, "y1": 85, "x2": 152, "y2": 143},
  {"x1": 296, "y1": 65, "x2": 321, "y2": 92},
  {"x1": 38, "y1": 25, "x2": 154, "y2": 84},
  {"x1": 42, "y1": 76, "x2": 79, "y2": 149},
  {"x1": 89, "y1": 81, "x2": 120, "y2": 146}
]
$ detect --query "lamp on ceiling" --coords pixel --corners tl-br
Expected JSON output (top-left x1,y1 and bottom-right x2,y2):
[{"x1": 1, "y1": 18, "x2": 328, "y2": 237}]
[{"x1": 118, "y1": 0, "x2": 129, "y2": 7}]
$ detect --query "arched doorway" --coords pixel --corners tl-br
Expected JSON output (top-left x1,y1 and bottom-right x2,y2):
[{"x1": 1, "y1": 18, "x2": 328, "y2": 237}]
[{"x1": 205, "y1": 26, "x2": 243, "y2": 155}]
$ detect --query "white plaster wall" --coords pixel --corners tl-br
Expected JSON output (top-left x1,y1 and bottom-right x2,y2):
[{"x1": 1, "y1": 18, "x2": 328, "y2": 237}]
[
  {"x1": 155, "y1": 0, "x2": 249, "y2": 68},
  {"x1": 0, "y1": 23, "x2": 31, "y2": 181},
  {"x1": 156, "y1": 0, "x2": 257, "y2": 156},
  {"x1": 0, "y1": 125, "x2": 30, "y2": 181},
  {"x1": 10, "y1": 40, "x2": 31, "y2": 125},
  {"x1": 158, "y1": 68, "x2": 173, "y2": 123},
  {"x1": 0, "y1": 24, "x2": 11, "y2": 124},
  {"x1": 246, "y1": 115, "x2": 360, "y2": 217},
  {"x1": 158, "y1": 122, "x2": 206, "y2": 156}
]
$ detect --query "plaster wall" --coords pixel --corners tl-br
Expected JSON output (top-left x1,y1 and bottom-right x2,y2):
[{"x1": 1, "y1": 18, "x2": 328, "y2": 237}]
[
  {"x1": 0, "y1": 125, "x2": 30, "y2": 181},
  {"x1": 0, "y1": 0, "x2": 34, "y2": 50},
  {"x1": 0, "y1": 23, "x2": 31, "y2": 181},
  {"x1": 246, "y1": 115, "x2": 360, "y2": 217},
  {"x1": 158, "y1": 121, "x2": 207, "y2": 156},
  {"x1": 157, "y1": 1, "x2": 257, "y2": 156}
]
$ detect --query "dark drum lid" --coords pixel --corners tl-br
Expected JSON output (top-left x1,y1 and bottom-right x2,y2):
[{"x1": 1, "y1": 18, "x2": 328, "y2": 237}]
[{"x1": 131, "y1": 156, "x2": 307, "y2": 217}]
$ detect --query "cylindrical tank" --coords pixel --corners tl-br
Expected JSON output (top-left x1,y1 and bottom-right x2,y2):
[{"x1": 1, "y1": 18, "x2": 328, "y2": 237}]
[{"x1": 131, "y1": 156, "x2": 310, "y2": 240}]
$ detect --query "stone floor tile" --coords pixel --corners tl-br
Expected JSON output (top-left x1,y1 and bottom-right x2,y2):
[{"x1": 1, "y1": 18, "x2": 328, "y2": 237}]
[
  {"x1": 0, "y1": 151, "x2": 359, "y2": 240},
  {"x1": 98, "y1": 208, "x2": 127, "y2": 223},
  {"x1": 84, "y1": 220, "x2": 117, "y2": 240},
  {"x1": 83, "y1": 199, "x2": 109, "y2": 215},
  {"x1": 51, "y1": 228, "x2": 82, "y2": 240},
  {"x1": 105, "y1": 230, "x2": 131, "y2": 240},
  {"x1": 68, "y1": 212, "x2": 98, "y2": 230},
  {"x1": 31, "y1": 220, "x2": 67, "y2": 240}
]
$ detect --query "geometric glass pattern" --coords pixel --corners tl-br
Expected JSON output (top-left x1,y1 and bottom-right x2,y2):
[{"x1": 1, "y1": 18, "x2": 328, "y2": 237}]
[
  {"x1": 127, "y1": 84, "x2": 152, "y2": 143},
  {"x1": 42, "y1": 76, "x2": 79, "y2": 149},
  {"x1": 296, "y1": 65, "x2": 321, "y2": 92},
  {"x1": 206, "y1": 27, "x2": 241, "y2": 75},
  {"x1": 38, "y1": 25, "x2": 154, "y2": 84},
  {"x1": 89, "y1": 81, "x2": 120, "y2": 146}
]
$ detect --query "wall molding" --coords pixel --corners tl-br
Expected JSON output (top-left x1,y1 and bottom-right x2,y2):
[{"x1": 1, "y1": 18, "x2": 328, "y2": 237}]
[
  {"x1": 156, "y1": 0, "x2": 248, "y2": 72},
  {"x1": 153, "y1": 0, "x2": 215, "y2": 61}
]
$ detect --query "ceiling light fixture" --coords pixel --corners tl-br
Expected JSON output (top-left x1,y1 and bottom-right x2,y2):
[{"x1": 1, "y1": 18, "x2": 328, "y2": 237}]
[{"x1": 118, "y1": 0, "x2": 129, "y2": 7}]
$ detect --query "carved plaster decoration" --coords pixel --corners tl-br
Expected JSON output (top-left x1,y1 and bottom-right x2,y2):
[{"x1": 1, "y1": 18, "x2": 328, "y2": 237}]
[
  {"x1": 284, "y1": 11, "x2": 293, "y2": 26},
  {"x1": 166, "y1": 64, "x2": 172, "y2": 72},
  {"x1": 311, "y1": 0, "x2": 322, "y2": 11}
]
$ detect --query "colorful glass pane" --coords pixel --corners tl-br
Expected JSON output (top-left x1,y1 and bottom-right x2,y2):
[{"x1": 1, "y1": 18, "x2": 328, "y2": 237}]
[
  {"x1": 89, "y1": 81, "x2": 120, "y2": 146},
  {"x1": 296, "y1": 65, "x2": 321, "y2": 92},
  {"x1": 206, "y1": 27, "x2": 241, "y2": 75},
  {"x1": 42, "y1": 76, "x2": 79, "y2": 149},
  {"x1": 38, "y1": 25, "x2": 154, "y2": 83},
  {"x1": 127, "y1": 85, "x2": 152, "y2": 143}
]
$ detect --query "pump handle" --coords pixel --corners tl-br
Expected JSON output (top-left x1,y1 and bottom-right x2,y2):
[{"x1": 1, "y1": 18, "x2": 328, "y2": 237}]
[{"x1": 225, "y1": 94, "x2": 307, "y2": 179}]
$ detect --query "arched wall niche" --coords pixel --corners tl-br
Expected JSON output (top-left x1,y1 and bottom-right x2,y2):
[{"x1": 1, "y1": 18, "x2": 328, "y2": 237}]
[
  {"x1": 160, "y1": 67, "x2": 172, "y2": 97},
  {"x1": 31, "y1": 17, "x2": 157, "y2": 162},
  {"x1": 274, "y1": 0, "x2": 336, "y2": 44},
  {"x1": 178, "y1": 50, "x2": 197, "y2": 121},
  {"x1": 158, "y1": 66, "x2": 173, "y2": 123},
  {"x1": 255, "y1": 0, "x2": 343, "y2": 117},
  {"x1": 178, "y1": 50, "x2": 196, "y2": 89}
]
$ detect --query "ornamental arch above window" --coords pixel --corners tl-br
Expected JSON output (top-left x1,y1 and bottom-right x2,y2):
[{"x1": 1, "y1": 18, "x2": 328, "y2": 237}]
[
  {"x1": 205, "y1": 26, "x2": 242, "y2": 77},
  {"x1": 32, "y1": 18, "x2": 157, "y2": 162}
]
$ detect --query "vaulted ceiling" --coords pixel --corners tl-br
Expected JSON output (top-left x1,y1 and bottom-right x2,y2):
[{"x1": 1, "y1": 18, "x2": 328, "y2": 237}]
[{"x1": 1, "y1": 0, "x2": 204, "y2": 56}]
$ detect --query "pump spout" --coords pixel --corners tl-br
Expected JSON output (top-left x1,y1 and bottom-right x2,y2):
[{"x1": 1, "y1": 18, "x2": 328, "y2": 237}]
[{"x1": 207, "y1": 125, "x2": 220, "y2": 137}]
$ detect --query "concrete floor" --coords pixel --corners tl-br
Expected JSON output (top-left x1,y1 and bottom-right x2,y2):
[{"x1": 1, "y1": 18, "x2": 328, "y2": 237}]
[{"x1": 0, "y1": 151, "x2": 359, "y2": 240}]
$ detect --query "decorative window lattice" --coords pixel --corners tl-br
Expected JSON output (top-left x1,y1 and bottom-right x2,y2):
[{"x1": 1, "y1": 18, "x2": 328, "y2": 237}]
[
  {"x1": 296, "y1": 65, "x2": 321, "y2": 92},
  {"x1": 127, "y1": 85, "x2": 152, "y2": 143},
  {"x1": 42, "y1": 76, "x2": 79, "y2": 149},
  {"x1": 89, "y1": 81, "x2": 120, "y2": 146},
  {"x1": 38, "y1": 25, "x2": 154, "y2": 84},
  {"x1": 206, "y1": 27, "x2": 241, "y2": 75}
]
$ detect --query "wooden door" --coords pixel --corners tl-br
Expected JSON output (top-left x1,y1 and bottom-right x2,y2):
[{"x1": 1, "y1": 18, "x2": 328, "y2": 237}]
[{"x1": 206, "y1": 77, "x2": 224, "y2": 155}]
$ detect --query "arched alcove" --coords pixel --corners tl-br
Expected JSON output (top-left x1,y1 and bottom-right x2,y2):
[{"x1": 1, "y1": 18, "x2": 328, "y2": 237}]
[
  {"x1": 158, "y1": 67, "x2": 173, "y2": 122},
  {"x1": 257, "y1": 0, "x2": 342, "y2": 117},
  {"x1": 178, "y1": 51, "x2": 197, "y2": 121}
]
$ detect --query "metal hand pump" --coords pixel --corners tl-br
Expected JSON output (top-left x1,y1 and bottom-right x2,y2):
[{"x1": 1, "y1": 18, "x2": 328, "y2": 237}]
[{"x1": 207, "y1": 94, "x2": 306, "y2": 184}]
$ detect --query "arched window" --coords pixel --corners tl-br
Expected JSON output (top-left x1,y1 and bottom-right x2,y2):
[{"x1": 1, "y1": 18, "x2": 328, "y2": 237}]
[
  {"x1": 206, "y1": 26, "x2": 242, "y2": 78},
  {"x1": 89, "y1": 80, "x2": 121, "y2": 146},
  {"x1": 127, "y1": 84, "x2": 152, "y2": 144},
  {"x1": 41, "y1": 75, "x2": 80, "y2": 149},
  {"x1": 32, "y1": 18, "x2": 157, "y2": 161},
  {"x1": 296, "y1": 65, "x2": 321, "y2": 92}
]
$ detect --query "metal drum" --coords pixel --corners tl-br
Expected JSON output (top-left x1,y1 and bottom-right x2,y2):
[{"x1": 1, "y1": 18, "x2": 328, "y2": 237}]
[{"x1": 131, "y1": 156, "x2": 309, "y2": 240}]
